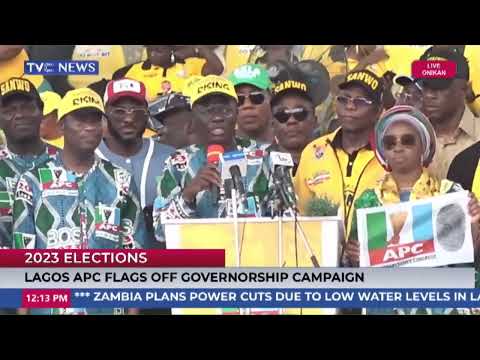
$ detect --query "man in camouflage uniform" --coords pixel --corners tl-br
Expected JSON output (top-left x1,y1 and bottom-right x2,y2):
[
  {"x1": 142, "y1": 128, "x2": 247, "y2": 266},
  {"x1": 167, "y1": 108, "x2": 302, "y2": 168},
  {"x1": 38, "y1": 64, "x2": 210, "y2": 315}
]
[
  {"x1": 153, "y1": 76, "x2": 271, "y2": 243},
  {"x1": 13, "y1": 88, "x2": 147, "y2": 250},
  {"x1": 0, "y1": 77, "x2": 59, "y2": 248}
]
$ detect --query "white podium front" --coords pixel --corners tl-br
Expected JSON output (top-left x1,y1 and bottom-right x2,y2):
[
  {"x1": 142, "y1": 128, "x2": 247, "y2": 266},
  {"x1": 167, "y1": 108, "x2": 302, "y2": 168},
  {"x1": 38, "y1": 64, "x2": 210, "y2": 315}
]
[{"x1": 163, "y1": 216, "x2": 344, "y2": 315}]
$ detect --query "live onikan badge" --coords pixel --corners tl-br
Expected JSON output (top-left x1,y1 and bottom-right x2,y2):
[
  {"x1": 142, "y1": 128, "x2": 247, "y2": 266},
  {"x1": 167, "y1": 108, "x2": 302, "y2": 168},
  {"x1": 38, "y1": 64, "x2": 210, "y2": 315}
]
[{"x1": 412, "y1": 60, "x2": 457, "y2": 79}]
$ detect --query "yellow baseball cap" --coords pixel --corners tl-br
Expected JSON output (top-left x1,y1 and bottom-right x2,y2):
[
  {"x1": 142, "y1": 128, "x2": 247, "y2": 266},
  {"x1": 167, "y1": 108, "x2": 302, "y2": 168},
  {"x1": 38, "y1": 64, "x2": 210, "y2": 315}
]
[
  {"x1": 57, "y1": 88, "x2": 105, "y2": 121},
  {"x1": 189, "y1": 75, "x2": 238, "y2": 106},
  {"x1": 40, "y1": 91, "x2": 61, "y2": 116},
  {"x1": 183, "y1": 75, "x2": 203, "y2": 99}
]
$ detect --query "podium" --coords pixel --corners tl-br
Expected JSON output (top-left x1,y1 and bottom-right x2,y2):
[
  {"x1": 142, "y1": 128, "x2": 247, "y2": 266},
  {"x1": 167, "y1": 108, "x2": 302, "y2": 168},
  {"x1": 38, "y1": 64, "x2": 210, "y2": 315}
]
[{"x1": 164, "y1": 216, "x2": 344, "y2": 315}]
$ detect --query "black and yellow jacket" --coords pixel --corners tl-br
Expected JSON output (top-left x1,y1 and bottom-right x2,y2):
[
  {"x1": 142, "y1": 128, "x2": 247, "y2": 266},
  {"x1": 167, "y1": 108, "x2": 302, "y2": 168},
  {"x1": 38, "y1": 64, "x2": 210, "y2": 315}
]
[
  {"x1": 113, "y1": 58, "x2": 206, "y2": 101},
  {"x1": 294, "y1": 128, "x2": 386, "y2": 239}
]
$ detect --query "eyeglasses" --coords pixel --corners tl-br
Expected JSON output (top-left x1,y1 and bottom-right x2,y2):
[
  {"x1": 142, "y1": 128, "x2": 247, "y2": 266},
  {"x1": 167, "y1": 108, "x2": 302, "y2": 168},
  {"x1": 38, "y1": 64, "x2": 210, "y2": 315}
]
[
  {"x1": 195, "y1": 104, "x2": 235, "y2": 118},
  {"x1": 383, "y1": 134, "x2": 417, "y2": 150},
  {"x1": 273, "y1": 107, "x2": 310, "y2": 123},
  {"x1": 108, "y1": 107, "x2": 149, "y2": 119},
  {"x1": 237, "y1": 92, "x2": 266, "y2": 106},
  {"x1": 336, "y1": 95, "x2": 373, "y2": 108}
]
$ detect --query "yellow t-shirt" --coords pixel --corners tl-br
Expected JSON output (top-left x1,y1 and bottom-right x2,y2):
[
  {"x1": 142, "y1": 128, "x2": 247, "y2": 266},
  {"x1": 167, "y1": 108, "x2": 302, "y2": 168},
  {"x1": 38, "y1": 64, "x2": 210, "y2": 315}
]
[
  {"x1": 0, "y1": 130, "x2": 6, "y2": 146},
  {"x1": 302, "y1": 46, "x2": 389, "y2": 79},
  {"x1": 294, "y1": 129, "x2": 386, "y2": 238},
  {"x1": 143, "y1": 128, "x2": 157, "y2": 138},
  {"x1": 44, "y1": 137, "x2": 64, "y2": 149},
  {"x1": 223, "y1": 45, "x2": 258, "y2": 76},
  {"x1": 0, "y1": 49, "x2": 44, "y2": 89},
  {"x1": 121, "y1": 58, "x2": 206, "y2": 101},
  {"x1": 464, "y1": 45, "x2": 480, "y2": 116},
  {"x1": 301, "y1": 45, "x2": 332, "y2": 62},
  {"x1": 302, "y1": 45, "x2": 342, "y2": 79},
  {"x1": 383, "y1": 45, "x2": 431, "y2": 76},
  {"x1": 68, "y1": 45, "x2": 127, "y2": 88}
]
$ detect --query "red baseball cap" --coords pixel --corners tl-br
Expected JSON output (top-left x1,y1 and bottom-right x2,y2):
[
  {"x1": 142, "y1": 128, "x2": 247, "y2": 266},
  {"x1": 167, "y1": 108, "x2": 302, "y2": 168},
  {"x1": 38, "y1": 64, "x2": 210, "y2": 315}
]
[{"x1": 104, "y1": 78, "x2": 147, "y2": 106}]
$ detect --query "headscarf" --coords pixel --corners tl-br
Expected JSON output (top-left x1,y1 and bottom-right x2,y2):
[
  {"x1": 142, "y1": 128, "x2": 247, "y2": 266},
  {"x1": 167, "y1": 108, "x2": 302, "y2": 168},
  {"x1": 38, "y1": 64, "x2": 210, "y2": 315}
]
[{"x1": 374, "y1": 105, "x2": 436, "y2": 171}]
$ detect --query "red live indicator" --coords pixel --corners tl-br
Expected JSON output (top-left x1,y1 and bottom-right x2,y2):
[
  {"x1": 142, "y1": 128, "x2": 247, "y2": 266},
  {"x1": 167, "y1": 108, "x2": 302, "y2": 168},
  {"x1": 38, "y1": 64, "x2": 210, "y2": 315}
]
[
  {"x1": 412, "y1": 60, "x2": 457, "y2": 79},
  {"x1": 22, "y1": 289, "x2": 71, "y2": 308}
]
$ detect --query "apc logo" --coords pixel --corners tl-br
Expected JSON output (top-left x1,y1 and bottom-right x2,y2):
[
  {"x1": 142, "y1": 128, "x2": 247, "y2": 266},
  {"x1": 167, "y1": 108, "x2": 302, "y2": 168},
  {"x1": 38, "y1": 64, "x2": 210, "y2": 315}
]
[{"x1": 25, "y1": 61, "x2": 99, "y2": 76}]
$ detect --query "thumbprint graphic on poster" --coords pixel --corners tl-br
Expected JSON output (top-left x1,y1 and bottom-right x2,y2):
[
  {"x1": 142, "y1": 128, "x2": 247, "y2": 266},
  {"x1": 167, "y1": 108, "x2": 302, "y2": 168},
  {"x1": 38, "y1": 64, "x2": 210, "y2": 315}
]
[
  {"x1": 357, "y1": 191, "x2": 474, "y2": 267},
  {"x1": 436, "y1": 203, "x2": 465, "y2": 252}
]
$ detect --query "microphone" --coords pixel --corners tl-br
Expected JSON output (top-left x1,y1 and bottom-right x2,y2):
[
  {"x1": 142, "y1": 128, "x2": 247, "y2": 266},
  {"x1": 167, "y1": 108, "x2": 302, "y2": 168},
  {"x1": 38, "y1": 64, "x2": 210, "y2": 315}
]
[
  {"x1": 220, "y1": 151, "x2": 250, "y2": 214},
  {"x1": 269, "y1": 151, "x2": 297, "y2": 211},
  {"x1": 229, "y1": 165, "x2": 248, "y2": 211},
  {"x1": 279, "y1": 166, "x2": 297, "y2": 210},
  {"x1": 207, "y1": 144, "x2": 224, "y2": 204},
  {"x1": 220, "y1": 151, "x2": 246, "y2": 180}
]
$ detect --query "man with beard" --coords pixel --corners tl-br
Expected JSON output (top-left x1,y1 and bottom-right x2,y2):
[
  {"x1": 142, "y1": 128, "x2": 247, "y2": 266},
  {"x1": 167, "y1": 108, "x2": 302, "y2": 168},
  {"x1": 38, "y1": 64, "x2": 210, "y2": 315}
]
[{"x1": 95, "y1": 78, "x2": 174, "y2": 244}]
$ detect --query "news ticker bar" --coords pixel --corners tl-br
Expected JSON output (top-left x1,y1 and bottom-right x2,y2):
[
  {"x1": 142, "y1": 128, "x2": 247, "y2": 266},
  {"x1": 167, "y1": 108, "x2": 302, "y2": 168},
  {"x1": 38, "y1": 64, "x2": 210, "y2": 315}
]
[
  {"x1": 0, "y1": 268, "x2": 473, "y2": 289},
  {"x1": 0, "y1": 250, "x2": 225, "y2": 267},
  {"x1": 2, "y1": 288, "x2": 479, "y2": 309}
]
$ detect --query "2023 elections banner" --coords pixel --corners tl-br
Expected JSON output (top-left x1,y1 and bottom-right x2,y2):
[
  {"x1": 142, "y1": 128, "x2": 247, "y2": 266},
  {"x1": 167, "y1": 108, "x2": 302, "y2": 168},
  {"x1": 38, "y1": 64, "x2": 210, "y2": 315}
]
[{"x1": 357, "y1": 191, "x2": 474, "y2": 267}]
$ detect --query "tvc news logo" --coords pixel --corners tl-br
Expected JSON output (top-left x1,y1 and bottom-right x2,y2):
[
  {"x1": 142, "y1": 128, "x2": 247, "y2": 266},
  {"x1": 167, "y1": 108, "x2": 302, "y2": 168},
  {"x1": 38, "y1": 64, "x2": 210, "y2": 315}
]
[{"x1": 24, "y1": 61, "x2": 99, "y2": 76}]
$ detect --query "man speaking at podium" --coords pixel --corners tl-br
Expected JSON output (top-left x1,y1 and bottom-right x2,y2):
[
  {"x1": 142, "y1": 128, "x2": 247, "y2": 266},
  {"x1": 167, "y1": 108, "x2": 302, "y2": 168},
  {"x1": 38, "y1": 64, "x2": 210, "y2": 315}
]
[{"x1": 153, "y1": 75, "x2": 271, "y2": 243}]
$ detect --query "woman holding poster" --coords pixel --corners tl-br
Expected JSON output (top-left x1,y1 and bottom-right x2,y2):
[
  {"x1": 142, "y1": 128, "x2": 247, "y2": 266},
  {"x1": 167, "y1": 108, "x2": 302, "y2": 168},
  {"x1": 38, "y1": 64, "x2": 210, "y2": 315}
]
[{"x1": 345, "y1": 105, "x2": 480, "y2": 314}]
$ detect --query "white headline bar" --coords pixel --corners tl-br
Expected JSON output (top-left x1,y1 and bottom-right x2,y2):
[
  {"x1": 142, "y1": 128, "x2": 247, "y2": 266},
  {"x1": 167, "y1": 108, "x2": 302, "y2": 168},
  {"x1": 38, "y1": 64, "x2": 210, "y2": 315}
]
[{"x1": 0, "y1": 268, "x2": 473, "y2": 289}]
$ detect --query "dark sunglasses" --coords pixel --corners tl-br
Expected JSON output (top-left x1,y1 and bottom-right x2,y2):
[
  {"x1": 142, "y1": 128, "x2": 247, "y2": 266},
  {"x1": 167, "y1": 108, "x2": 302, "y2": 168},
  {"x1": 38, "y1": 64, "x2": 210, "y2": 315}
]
[
  {"x1": 237, "y1": 92, "x2": 266, "y2": 106},
  {"x1": 383, "y1": 134, "x2": 417, "y2": 150},
  {"x1": 336, "y1": 95, "x2": 373, "y2": 108},
  {"x1": 274, "y1": 107, "x2": 310, "y2": 123}
]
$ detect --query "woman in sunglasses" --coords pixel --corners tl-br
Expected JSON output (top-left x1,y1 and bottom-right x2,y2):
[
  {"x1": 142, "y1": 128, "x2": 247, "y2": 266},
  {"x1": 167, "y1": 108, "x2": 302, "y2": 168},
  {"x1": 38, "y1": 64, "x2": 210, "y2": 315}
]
[{"x1": 345, "y1": 105, "x2": 480, "y2": 314}]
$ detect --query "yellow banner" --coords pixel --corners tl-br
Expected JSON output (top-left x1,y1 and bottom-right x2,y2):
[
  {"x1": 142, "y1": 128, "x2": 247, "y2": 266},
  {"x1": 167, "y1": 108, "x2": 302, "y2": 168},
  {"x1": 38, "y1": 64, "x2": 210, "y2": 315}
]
[{"x1": 165, "y1": 217, "x2": 342, "y2": 315}]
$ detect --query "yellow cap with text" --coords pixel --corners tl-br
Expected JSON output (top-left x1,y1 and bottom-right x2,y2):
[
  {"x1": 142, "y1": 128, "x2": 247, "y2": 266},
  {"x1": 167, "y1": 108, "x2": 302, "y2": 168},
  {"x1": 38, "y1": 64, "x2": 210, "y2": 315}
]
[
  {"x1": 189, "y1": 75, "x2": 238, "y2": 106},
  {"x1": 58, "y1": 88, "x2": 105, "y2": 121}
]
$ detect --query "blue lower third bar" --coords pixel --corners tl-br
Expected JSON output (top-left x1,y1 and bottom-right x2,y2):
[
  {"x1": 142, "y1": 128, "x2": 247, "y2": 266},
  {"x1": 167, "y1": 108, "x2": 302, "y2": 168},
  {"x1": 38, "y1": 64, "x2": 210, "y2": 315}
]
[
  {"x1": 0, "y1": 289, "x2": 23, "y2": 307},
  {"x1": 0, "y1": 289, "x2": 479, "y2": 308}
]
